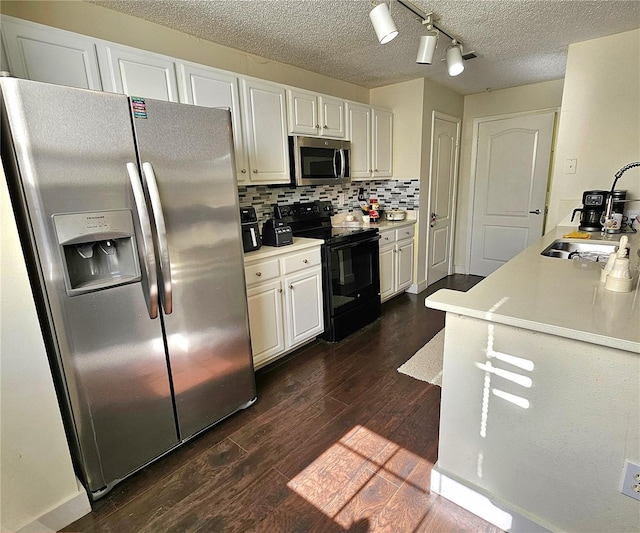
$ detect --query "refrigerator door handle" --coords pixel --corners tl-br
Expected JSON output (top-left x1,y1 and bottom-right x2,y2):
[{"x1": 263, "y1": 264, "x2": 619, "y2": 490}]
[
  {"x1": 142, "y1": 162, "x2": 173, "y2": 315},
  {"x1": 126, "y1": 162, "x2": 159, "y2": 319}
]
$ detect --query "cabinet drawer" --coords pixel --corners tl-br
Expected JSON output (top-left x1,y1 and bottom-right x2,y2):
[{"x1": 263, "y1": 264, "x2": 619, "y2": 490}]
[
  {"x1": 379, "y1": 229, "x2": 395, "y2": 245},
  {"x1": 245, "y1": 259, "x2": 280, "y2": 286},
  {"x1": 395, "y1": 225, "x2": 415, "y2": 241},
  {"x1": 283, "y1": 248, "x2": 321, "y2": 275}
]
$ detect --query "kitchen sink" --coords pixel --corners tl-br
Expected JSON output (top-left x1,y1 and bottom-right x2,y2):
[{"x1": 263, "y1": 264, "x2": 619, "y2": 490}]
[{"x1": 540, "y1": 239, "x2": 618, "y2": 262}]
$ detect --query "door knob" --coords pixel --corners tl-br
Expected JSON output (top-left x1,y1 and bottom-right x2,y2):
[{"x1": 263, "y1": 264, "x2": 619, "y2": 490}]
[{"x1": 529, "y1": 209, "x2": 542, "y2": 215}]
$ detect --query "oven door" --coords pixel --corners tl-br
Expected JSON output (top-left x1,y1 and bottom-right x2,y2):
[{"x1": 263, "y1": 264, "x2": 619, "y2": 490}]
[
  {"x1": 325, "y1": 234, "x2": 380, "y2": 318},
  {"x1": 291, "y1": 136, "x2": 351, "y2": 186}
]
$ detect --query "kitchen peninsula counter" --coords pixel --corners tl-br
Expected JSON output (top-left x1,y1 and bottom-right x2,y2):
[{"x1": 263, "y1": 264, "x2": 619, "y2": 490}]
[
  {"x1": 425, "y1": 225, "x2": 640, "y2": 533},
  {"x1": 426, "y1": 225, "x2": 640, "y2": 352}
]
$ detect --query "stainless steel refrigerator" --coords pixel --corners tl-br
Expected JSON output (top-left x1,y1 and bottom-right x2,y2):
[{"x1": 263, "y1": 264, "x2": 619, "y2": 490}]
[{"x1": 0, "y1": 78, "x2": 256, "y2": 499}]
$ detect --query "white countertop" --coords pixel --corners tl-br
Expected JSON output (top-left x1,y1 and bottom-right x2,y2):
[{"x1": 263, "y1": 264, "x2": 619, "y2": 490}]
[
  {"x1": 426, "y1": 226, "x2": 640, "y2": 353},
  {"x1": 243, "y1": 237, "x2": 323, "y2": 263}
]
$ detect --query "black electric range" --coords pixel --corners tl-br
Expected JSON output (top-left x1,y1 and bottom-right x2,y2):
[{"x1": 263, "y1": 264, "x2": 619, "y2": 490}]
[{"x1": 273, "y1": 201, "x2": 381, "y2": 342}]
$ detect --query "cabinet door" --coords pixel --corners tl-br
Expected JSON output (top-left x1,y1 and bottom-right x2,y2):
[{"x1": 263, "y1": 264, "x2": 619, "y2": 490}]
[
  {"x1": 347, "y1": 103, "x2": 372, "y2": 180},
  {"x1": 246, "y1": 279, "x2": 285, "y2": 368},
  {"x1": 396, "y1": 239, "x2": 414, "y2": 292},
  {"x1": 179, "y1": 63, "x2": 250, "y2": 183},
  {"x1": 320, "y1": 95, "x2": 346, "y2": 138},
  {"x1": 241, "y1": 78, "x2": 291, "y2": 184},
  {"x1": 372, "y1": 108, "x2": 393, "y2": 178},
  {"x1": 1, "y1": 17, "x2": 102, "y2": 90},
  {"x1": 99, "y1": 44, "x2": 179, "y2": 101},
  {"x1": 379, "y1": 244, "x2": 396, "y2": 302},
  {"x1": 284, "y1": 267, "x2": 324, "y2": 348},
  {"x1": 287, "y1": 89, "x2": 318, "y2": 136}
]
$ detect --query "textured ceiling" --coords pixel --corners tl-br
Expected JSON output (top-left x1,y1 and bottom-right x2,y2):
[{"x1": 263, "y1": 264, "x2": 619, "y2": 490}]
[{"x1": 88, "y1": 0, "x2": 640, "y2": 95}]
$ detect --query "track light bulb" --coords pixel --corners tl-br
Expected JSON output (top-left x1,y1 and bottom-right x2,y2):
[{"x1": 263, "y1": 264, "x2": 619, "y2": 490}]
[
  {"x1": 370, "y1": 2, "x2": 399, "y2": 45},
  {"x1": 446, "y1": 40, "x2": 464, "y2": 76},
  {"x1": 416, "y1": 31, "x2": 438, "y2": 64}
]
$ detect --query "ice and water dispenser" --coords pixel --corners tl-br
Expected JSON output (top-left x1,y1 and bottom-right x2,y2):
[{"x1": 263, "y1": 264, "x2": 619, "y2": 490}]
[{"x1": 53, "y1": 210, "x2": 141, "y2": 295}]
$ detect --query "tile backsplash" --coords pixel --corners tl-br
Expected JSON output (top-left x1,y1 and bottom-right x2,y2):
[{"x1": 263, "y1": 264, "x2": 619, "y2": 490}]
[{"x1": 238, "y1": 179, "x2": 420, "y2": 222}]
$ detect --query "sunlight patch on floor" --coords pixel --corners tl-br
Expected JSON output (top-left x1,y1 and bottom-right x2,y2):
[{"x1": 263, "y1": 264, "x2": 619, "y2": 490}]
[{"x1": 287, "y1": 425, "x2": 425, "y2": 529}]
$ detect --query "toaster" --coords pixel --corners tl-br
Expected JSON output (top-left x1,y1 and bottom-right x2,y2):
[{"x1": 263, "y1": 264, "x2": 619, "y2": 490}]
[{"x1": 262, "y1": 218, "x2": 293, "y2": 247}]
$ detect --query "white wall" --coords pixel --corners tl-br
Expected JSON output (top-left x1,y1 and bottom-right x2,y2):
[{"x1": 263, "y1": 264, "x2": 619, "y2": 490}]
[
  {"x1": 0, "y1": 169, "x2": 90, "y2": 532},
  {"x1": 455, "y1": 80, "x2": 564, "y2": 270},
  {"x1": 547, "y1": 29, "x2": 640, "y2": 230}
]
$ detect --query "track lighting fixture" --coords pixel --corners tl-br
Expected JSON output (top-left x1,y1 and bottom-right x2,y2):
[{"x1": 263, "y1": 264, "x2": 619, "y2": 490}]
[
  {"x1": 416, "y1": 14, "x2": 438, "y2": 64},
  {"x1": 370, "y1": 0, "x2": 475, "y2": 77},
  {"x1": 446, "y1": 40, "x2": 464, "y2": 76},
  {"x1": 369, "y1": 2, "x2": 399, "y2": 45}
]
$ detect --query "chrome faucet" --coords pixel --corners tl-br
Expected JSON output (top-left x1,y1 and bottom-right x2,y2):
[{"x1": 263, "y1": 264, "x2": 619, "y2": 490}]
[{"x1": 602, "y1": 162, "x2": 640, "y2": 228}]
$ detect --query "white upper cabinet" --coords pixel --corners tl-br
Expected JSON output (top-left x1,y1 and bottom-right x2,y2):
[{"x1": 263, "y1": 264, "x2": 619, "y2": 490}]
[
  {"x1": 347, "y1": 103, "x2": 373, "y2": 180},
  {"x1": 241, "y1": 78, "x2": 291, "y2": 184},
  {"x1": 98, "y1": 44, "x2": 179, "y2": 101},
  {"x1": 178, "y1": 63, "x2": 250, "y2": 184},
  {"x1": 347, "y1": 103, "x2": 393, "y2": 180},
  {"x1": 287, "y1": 88, "x2": 346, "y2": 138},
  {"x1": 372, "y1": 107, "x2": 393, "y2": 178},
  {"x1": 1, "y1": 17, "x2": 102, "y2": 90}
]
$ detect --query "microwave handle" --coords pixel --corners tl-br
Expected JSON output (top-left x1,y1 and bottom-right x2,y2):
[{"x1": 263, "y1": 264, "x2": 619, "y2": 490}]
[
  {"x1": 339, "y1": 149, "x2": 346, "y2": 178},
  {"x1": 333, "y1": 149, "x2": 339, "y2": 178}
]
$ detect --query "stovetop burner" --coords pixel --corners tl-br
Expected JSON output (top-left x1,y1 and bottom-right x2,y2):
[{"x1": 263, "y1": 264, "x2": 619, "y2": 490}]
[{"x1": 273, "y1": 200, "x2": 378, "y2": 245}]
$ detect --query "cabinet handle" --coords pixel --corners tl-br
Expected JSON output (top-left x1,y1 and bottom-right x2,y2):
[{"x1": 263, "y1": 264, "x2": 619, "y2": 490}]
[
  {"x1": 315, "y1": 124, "x2": 320, "y2": 128},
  {"x1": 369, "y1": 169, "x2": 373, "y2": 173},
  {"x1": 256, "y1": 272, "x2": 262, "y2": 277},
  {"x1": 303, "y1": 259, "x2": 308, "y2": 264},
  {"x1": 253, "y1": 169, "x2": 258, "y2": 174},
  {"x1": 323, "y1": 125, "x2": 328, "y2": 129},
  {"x1": 289, "y1": 284, "x2": 294, "y2": 290},
  {"x1": 405, "y1": 231, "x2": 410, "y2": 236},
  {"x1": 375, "y1": 169, "x2": 379, "y2": 172},
  {"x1": 278, "y1": 288, "x2": 283, "y2": 293},
  {"x1": 241, "y1": 169, "x2": 247, "y2": 173}
]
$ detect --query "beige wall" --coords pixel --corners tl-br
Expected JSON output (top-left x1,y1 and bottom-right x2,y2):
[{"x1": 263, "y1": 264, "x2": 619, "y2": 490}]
[
  {"x1": 547, "y1": 29, "x2": 640, "y2": 230},
  {"x1": 0, "y1": 0, "x2": 369, "y2": 103},
  {"x1": 371, "y1": 78, "x2": 463, "y2": 287},
  {"x1": 1, "y1": 169, "x2": 90, "y2": 532},
  {"x1": 454, "y1": 80, "x2": 564, "y2": 271}
]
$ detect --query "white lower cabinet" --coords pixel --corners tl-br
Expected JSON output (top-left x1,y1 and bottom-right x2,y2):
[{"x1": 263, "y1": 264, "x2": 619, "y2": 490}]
[
  {"x1": 379, "y1": 225, "x2": 415, "y2": 302},
  {"x1": 244, "y1": 244, "x2": 324, "y2": 369}
]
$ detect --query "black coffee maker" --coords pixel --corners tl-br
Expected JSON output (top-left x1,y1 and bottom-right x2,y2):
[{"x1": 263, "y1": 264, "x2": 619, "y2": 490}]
[{"x1": 571, "y1": 190, "x2": 608, "y2": 231}]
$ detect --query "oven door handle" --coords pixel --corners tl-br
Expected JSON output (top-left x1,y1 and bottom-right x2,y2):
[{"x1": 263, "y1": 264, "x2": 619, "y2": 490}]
[{"x1": 330, "y1": 234, "x2": 380, "y2": 252}]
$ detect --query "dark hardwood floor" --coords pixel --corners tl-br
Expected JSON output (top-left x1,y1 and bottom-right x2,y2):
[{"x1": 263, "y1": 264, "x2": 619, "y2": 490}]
[{"x1": 63, "y1": 274, "x2": 498, "y2": 533}]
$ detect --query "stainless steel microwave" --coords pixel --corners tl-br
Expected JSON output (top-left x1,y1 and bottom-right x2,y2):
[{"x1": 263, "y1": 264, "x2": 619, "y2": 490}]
[{"x1": 289, "y1": 136, "x2": 350, "y2": 186}]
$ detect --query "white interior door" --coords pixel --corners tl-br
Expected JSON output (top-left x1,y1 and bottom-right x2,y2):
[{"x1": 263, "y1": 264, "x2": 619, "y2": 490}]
[
  {"x1": 469, "y1": 111, "x2": 555, "y2": 276},
  {"x1": 427, "y1": 112, "x2": 460, "y2": 286}
]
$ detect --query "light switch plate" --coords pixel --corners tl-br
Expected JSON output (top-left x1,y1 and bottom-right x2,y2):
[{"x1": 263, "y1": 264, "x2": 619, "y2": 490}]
[{"x1": 564, "y1": 159, "x2": 577, "y2": 174}]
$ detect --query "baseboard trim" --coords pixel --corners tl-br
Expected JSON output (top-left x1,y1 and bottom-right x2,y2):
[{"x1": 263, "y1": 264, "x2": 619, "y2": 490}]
[
  {"x1": 17, "y1": 479, "x2": 91, "y2": 533},
  {"x1": 430, "y1": 463, "x2": 555, "y2": 533},
  {"x1": 406, "y1": 281, "x2": 426, "y2": 294}
]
